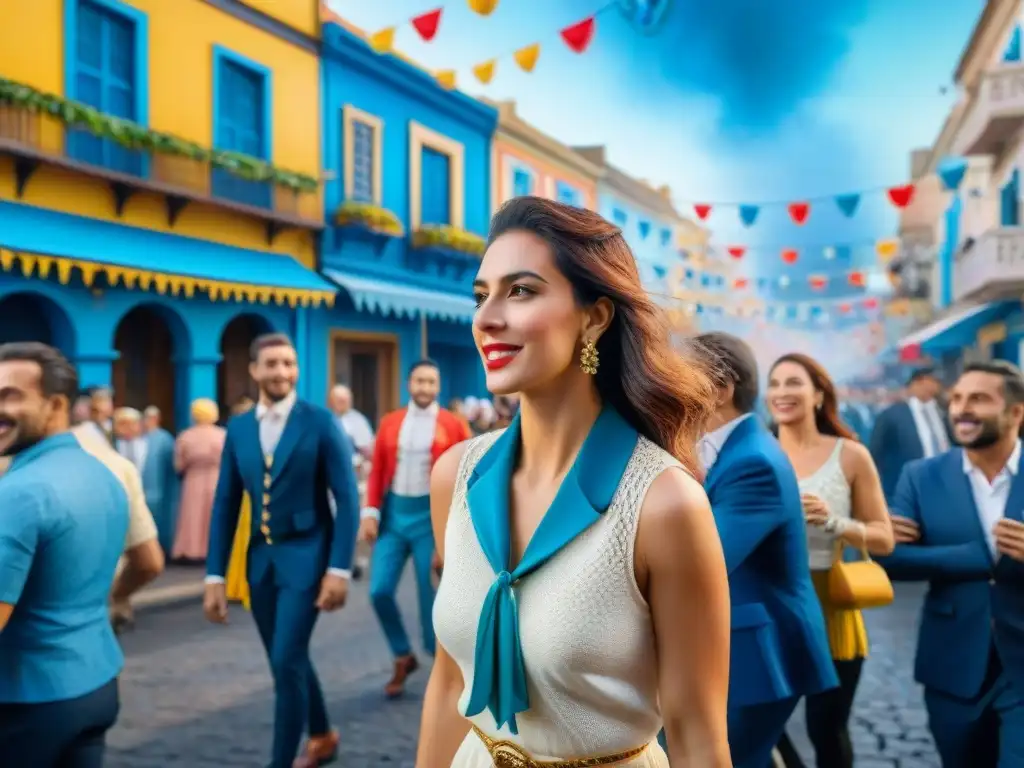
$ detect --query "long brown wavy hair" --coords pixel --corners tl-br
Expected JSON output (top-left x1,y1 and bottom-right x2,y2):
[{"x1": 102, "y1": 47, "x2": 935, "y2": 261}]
[
  {"x1": 768, "y1": 352, "x2": 857, "y2": 441},
  {"x1": 487, "y1": 196, "x2": 716, "y2": 473}
]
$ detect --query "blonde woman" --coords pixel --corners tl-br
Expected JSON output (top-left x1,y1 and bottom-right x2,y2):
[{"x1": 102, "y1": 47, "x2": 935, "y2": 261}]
[{"x1": 171, "y1": 399, "x2": 226, "y2": 561}]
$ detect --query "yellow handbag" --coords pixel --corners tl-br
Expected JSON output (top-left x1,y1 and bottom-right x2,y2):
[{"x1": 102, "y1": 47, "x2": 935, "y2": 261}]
[{"x1": 828, "y1": 547, "x2": 894, "y2": 610}]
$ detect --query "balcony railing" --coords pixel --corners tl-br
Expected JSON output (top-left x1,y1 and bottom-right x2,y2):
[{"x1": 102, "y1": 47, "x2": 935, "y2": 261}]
[
  {"x1": 953, "y1": 227, "x2": 1024, "y2": 303},
  {"x1": 0, "y1": 86, "x2": 322, "y2": 242},
  {"x1": 954, "y1": 62, "x2": 1024, "y2": 156}
]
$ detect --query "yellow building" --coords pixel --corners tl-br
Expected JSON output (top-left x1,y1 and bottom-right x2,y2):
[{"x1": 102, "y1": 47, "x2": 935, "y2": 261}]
[
  {"x1": 0, "y1": 0, "x2": 333, "y2": 428},
  {"x1": 488, "y1": 99, "x2": 601, "y2": 211}
]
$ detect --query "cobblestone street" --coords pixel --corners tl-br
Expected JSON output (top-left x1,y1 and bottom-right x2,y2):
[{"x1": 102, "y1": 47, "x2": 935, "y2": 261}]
[{"x1": 108, "y1": 577, "x2": 937, "y2": 767}]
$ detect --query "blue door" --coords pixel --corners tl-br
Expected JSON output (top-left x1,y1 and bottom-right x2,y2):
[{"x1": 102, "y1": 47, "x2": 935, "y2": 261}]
[
  {"x1": 68, "y1": 1, "x2": 142, "y2": 176},
  {"x1": 212, "y1": 58, "x2": 271, "y2": 209}
]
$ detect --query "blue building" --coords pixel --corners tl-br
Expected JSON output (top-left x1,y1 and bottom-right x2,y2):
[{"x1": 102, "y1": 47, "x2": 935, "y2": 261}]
[{"x1": 312, "y1": 21, "x2": 497, "y2": 423}]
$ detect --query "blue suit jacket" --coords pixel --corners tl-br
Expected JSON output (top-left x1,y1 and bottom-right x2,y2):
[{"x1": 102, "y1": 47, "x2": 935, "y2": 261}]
[
  {"x1": 706, "y1": 416, "x2": 837, "y2": 708},
  {"x1": 140, "y1": 429, "x2": 177, "y2": 538},
  {"x1": 207, "y1": 399, "x2": 360, "y2": 591},
  {"x1": 879, "y1": 451, "x2": 1024, "y2": 700},
  {"x1": 869, "y1": 402, "x2": 924, "y2": 501}
]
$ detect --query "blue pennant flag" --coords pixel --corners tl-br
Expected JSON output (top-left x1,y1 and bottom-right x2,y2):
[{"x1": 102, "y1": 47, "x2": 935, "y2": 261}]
[
  {"x1": 738, "y1": 205, "x2": 760, "y2": 226},
  {"x1": 834, "y1": 193, "x2": 860, "y2": 218},
  {"x1": 660, "y1": 228, "x2": 671, "y2": 246},
  {"x1": 937, "y1": 157, "x2": 968, "y2": 192},
  {"x1": 653, "y1": 264, "x2": 667, "y2": 279},
  {"x1": 638, "y1": 221, "x2": 651, "y2": 239}
]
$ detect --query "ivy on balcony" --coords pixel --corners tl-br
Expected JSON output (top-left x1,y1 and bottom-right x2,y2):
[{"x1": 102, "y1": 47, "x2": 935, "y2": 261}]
[
  {"x1": 0, "y1": 77, "x2": 318, "y2": 193},
  {"x1": 411, "y1": 224, "x2": 486, "y2": 258},
  {"x1": 333, "y1": 201, "x2": 404, "y2": 237}
]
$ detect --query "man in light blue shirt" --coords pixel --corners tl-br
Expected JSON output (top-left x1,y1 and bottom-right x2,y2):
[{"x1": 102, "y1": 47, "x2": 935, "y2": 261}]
[{"x1": 0, "y1": 342, "x2": 129, "y2": 768}]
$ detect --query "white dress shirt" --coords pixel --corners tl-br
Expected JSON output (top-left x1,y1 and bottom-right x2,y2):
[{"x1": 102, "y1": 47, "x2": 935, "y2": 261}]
[
  {"x1": 339, "y1": 409, "x2": 375, "y2": 453},
  {"x1": 908, "y1": 397, "x2": 949, "y2": 457},
  {"x1": 117, "y1": 436, "x2": 149, "y2": 472},
  {"x1": 963, "y1": 439, "x2": 1021, "y2": 559},
  {"x1": 207, "y1": 390, "x2": 350, "y2": 583},
  {"x1": 699, "y1": 413, "x2": 752, "y2": 471},
  {"x1": 393, "y1": 401, "x2": 439, "y2": 497}
]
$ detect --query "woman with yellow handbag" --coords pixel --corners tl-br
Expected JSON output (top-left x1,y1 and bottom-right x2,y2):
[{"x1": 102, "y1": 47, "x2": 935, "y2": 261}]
[{"x1": 767, "y1": 354, "x2": 895, "y2": 768}]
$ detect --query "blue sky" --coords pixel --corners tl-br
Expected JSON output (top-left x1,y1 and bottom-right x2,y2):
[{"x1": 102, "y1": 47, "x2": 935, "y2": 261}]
[{"x1": 325, "y1": 0, "x2": 981, "y2": 299}]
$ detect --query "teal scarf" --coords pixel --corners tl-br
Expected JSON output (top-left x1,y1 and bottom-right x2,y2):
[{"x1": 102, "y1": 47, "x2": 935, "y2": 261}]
[{"x1": 463, "y1": 406, "x2": 639, "y2": 734}]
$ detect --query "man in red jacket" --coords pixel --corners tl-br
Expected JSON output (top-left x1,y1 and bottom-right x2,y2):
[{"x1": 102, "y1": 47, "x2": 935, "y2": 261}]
[{"x1": 358, "y1": 359, "x2": 471, "y2": 697}]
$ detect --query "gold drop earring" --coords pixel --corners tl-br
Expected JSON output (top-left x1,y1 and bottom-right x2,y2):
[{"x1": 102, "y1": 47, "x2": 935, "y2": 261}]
[{"x1": 580, "y1": 339, "x2": 599, "y2": 375}]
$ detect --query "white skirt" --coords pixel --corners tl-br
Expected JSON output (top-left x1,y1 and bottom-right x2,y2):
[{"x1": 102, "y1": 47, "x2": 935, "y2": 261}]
[{"x1": 449, "y1": 730, "x2": 669, "y2": 767}]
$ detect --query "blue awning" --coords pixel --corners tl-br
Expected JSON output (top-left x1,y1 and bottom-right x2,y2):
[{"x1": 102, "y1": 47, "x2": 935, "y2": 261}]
[
  {"x1": 324, "y1": 270, "x2": 476, "y2": 323},
  {"x1": 898, "y1": 301, "x2": 1016, "y2": 354},
  {"x1": 0, "y1": 200, "x2": 336, "y2": 305}
]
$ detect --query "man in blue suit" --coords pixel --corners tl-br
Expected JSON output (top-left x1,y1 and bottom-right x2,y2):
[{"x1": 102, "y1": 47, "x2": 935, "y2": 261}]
[
  {"x1": 869, "y1": 368, "x2": 948, "y2": 501},
  {"x1": 881, "y1": 361, "x2": 1024, "y2": 767},
  {"x1": 204, "y1": 333, "x2": 360, "y2": 768},
  {"x1": 693, "y1": 333, "x2": 837, "y2": 768}
]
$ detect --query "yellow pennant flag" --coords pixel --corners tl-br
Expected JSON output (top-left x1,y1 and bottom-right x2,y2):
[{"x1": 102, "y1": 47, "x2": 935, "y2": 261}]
[
  {"x1": 467, "y1": 0, "x2": 499, "y2": 15},
  {"x1": 513, "y1": 43, "x2": 541, "y2": 73},
  {"x1": 368, "y1": 27, "x2": 396, "y2": 53},
  {"x1": 473, "y1": 59, "x2": 496, "y2": 85},
  {"x1": 874, "y1": 238, "x2": 899, "y2": 261},
  {"x1": 435, "y1": 69, "x2": 457, "y2": 90}
]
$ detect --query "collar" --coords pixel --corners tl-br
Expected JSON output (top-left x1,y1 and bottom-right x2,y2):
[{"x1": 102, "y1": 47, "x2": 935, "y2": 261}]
[
  {"x1": 9, "y1": 431, "x2": 78, "y2": 472},
  {"x1": 703, "y1": 413, "x2": 752, "y2": 455},
  {"x1": 408, "y1": 400, "x2": 439, "y2": 416},
  {"x1": 256, "y1": 390, "x2": 297, "y2": 421},
  {"x1": 962, "y1": 439, "x2": 1021, "y2": 476}
]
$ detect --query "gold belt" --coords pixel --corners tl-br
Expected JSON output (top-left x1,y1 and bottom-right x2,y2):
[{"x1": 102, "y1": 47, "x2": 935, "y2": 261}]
[{"x1": 472, "y1": 725, "x2": 648, "y2": 768}]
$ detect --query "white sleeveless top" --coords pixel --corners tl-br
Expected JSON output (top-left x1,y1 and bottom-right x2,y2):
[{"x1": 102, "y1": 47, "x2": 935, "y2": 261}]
[
  {"x1": 433, "y1": 430, "x2": 677, "y2": 763},
  {"x1": 799, "y1": 438, "x2": 853, "y2": 571}
]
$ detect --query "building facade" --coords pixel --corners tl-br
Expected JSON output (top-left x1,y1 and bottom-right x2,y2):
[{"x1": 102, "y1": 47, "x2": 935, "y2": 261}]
[
  {"x1": 489, "y1": 100, "x2": 600, "y2": 212},
  {"x1": 314, "y1": 15, "x2": 496, "y2": 422},
  {"x1": 0, "y1": 0, "x2": 331, "y2": 430},
  {"x1": 897, "y1": 0, "x2": 1024, "y2": 369}
]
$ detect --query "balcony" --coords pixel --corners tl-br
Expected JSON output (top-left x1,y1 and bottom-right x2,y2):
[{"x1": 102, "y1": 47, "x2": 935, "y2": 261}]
[
  {"x1": 954, "y1": 62, "x2": 1024, "y2": 157},
  {"x1": 0, "y1": 89, "x2": 321, "y2": 244},
  {"x1": 952, "y1": 227, "x2": 1024, "y2": 302}
]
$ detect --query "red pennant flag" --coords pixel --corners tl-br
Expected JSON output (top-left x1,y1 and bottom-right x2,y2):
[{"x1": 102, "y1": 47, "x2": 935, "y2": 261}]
[
  {"x1": 412, "y1": 8, "x2": 443, "y2": 41},
  {"x1": 734, "y1": 277, "x2": 748, "y2": 289},
  {"x1": 809, "y1": 275, "x2": 827, "y2": 290},
  {"x1": 863, "y1": 297, "x2": 879, "y2": 309},
  {"x1": 887, "y1": 184, "x2": 915, "y2": 208},
  {"x1": 781, "y1": 248, "x2": 798, "y2": 264},
  {"x1": 787, "y1": 202, "x2": 810, "y2": 225},
  {"x1": 693, "y1": 204, "x2": 712, "y2": 220},
  {"x1": 847, "y1": 271, "x2": 865, "y2": 287},
  {"x1": 727, "y1": 246, "x2": 745, "y2": 259},
  {"x1": 560, "y1": 16, "x2": 596, "y2": 53},
  {"x1": 839, "y1": 303, "x2": 852, "y2": 314}
]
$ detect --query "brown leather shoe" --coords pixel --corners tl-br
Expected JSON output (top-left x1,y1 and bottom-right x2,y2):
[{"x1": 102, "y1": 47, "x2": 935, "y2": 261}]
[
  {"x1": 293, "y1": 729, "x2": 339, "y2": 767},
  {"x1": 384, "y1": 654, "x2": 419, "y2": 698}
]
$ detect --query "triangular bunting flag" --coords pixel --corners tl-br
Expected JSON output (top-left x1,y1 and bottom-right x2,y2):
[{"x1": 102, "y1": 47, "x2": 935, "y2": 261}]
[
  {"x1": 473, "y1": 60, "x2": 496, "y2": 84},
  {"x1": 787, "y1": 202, "x2": 810, "y2": 225},
  {"x1": 887, "y1": 184, "x2": 915, "y2": 208},
  {"x1": 809, "y1": 275, "x2": 827, "y2": 290},
  {"x1": 937, "y1": 157, "x2": 968, "y2": 191},
  {"x1": 638, "y1": 221, "x2": 651, "y2": 239},
  {"x1": 875, "y1": 238, "x2": 899, "y2": 260},
  {"x1": 693, "y1": 204, "x2": 712, "y2": 220},
  {"x1": 368, "y1": 27, "x2": 396, "y2": 53},
  {"x1": 835, "y1": 193, "x2": 860, "y2": 217},
  {"x1": 435, "y1": 69, "x2": 457, "y2": 90},
  {"x1": 560, "y1": 16, "x2": 596, "y2": 53},
  {"x1": 734, "y1": 277, "x2": 749, "y2": 289},
  {"x1": 781, "y1": 249, "x2": 798, "y2": 264},
  {"x1": 739, "y1": 205, "x2": 759, "y2": 227},
  {"x1": 412, "y1": 8, "x2": 443, "y2": 42},
  {"x1": 727, "y1": 246, "x2": 745, "y2": 259},
  {"x1": 514, "y1": 43, "x2": 541, "y2": 72},
  {"x1": 467, "y1": 0, "x2": 499, "y2": 15}
]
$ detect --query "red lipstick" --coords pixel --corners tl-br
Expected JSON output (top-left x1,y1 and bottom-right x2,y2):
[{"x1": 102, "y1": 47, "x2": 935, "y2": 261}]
[{"x1": 481, "y1": 343, "x2": 522, "y2": 371}]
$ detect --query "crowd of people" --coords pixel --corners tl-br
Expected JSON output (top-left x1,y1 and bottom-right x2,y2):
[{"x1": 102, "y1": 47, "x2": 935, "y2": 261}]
[{"x1": 1, "y1": 195, "x2": 1023, "y2": 768}]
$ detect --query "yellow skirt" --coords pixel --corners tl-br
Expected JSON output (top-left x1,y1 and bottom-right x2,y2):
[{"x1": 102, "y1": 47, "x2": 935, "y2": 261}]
[
  {"x1": 225, "y1": 494, "x2": 251, "y2": 610},
  {"x1": 811, "y1": 570, "x2": 869, "y2": 661}
]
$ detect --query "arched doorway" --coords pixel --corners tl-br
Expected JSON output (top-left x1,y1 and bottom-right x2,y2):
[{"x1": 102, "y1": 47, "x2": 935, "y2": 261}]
[
  {"x1": 218, "y1": 313, "x2": 272, "y2": 415},
  {"x1": 112, "y1": 304, "x2": 188, "y2": 430},
  {"x1": 0, "y1": 292, "x2": 76, "y2": 358}
]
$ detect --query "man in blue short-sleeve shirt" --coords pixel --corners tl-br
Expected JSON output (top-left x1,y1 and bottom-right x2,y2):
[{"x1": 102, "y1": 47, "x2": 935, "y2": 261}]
[{"x1": 0, "y1": 342, "x2": 129, "y2": 768}]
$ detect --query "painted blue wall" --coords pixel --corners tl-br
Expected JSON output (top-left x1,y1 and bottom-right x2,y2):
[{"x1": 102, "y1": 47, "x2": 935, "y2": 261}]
[
  {"x1": 426, "y1": 318, "x2": 486, "y2": 403},
  {"x1": 596, "y1": 189, "x2": 678, "y2": 290},
  {"x1": 0, "y1": 273, "x2": 293, "y2": 431}
]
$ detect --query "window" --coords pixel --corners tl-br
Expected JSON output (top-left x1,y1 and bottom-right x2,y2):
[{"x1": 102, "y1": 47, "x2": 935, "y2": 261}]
[
  {"x1": 409, "y1": 121, "x2": 465, "y2": 230},
  {"x1": 1004, "y1": 25, "x2": 1021, "y2": 62},
  {"x1": 555, "y1": 181, "x2": 581, "y2": 207},
  {"x1": 1000, "y1": 168, "x2": 1019, "y2": 226},
  {"x1": 512, "y1": 167, "x2": 533, "y2": 197},
  {"x1": 212, "y1": 47, "x2": 272, "y2": 209},
  {"x1": 67, "y1": 0, "x2": 147, "y2": 176},
  {"x1": 342, "y1": 106, "x2": 383, "y2": 204}
]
